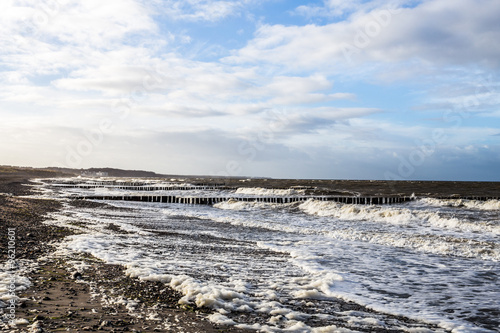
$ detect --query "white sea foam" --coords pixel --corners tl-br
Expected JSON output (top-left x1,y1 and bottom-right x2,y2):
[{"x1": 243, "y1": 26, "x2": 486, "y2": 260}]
[
  {"x1": 33, "y1": 179, "x2": 500, "y2": 333},
  {"x1": 419, "y1": 198, "x2": 500, "y2": 211},
  {"x1": 47, "y1": 206, "x2": 368, "y2": 333},
  {"x1": 299, "y1": 199, "x2": 500, "y2": 235},
  {"x1": 235, "y1": 187, "x2": 306, "y2": 196},
  {"x1": 214, "y1": 199, "x2": 281, "y2": 211},
  {"x1": 299, "y1": 199, "x2": 414, "y2": 224},
  {"x1": 0, "y1": 260, "x2": 35, "y2": 313},
  {"x1": 179, "y1": 199, "x2": 500, "y2": 260},
  {"x1": 324, "y1": 229, "x2": 500, "y2": 261}
]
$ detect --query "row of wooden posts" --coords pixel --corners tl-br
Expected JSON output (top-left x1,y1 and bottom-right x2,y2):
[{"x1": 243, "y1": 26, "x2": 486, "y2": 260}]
[
  {"x1": 76, "y1": 195, "x2": 416, "y2": 205},
  {"x1": 56, "y1": 184, "x2": 234, "y2": 191},
  {"x1": 58, "y1": 182, "x2": 500, "y2": 205},
  {"x1": 435, "y1": 196, "x2": 499, "y2": 201}
]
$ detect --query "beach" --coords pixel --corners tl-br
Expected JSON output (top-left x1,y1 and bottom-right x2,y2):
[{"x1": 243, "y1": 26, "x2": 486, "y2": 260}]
[
  {"x1": 1, "y1": 169, "x2": 499, "y2": 332},
  {"x1": 0, "y1": 170, "x2": 252, "y2": 332},
  {"x1": 2, "y1": 0, "x2": 499, "y2": 331}
]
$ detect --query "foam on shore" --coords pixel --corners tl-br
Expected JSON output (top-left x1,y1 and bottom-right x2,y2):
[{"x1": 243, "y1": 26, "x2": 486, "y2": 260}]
[
  {"x1": 235, "y1": 187, "x2": 306, "y2": 196},
  {"x1": 0, "y1": 260, "x2": 34, "y2": 311},
  {"x1": 31, "y1": 179, "x2": 500, "y2": 333}
]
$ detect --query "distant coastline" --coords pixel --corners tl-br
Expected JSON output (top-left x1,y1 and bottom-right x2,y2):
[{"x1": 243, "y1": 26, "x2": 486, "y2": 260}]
[{"x1": 2, "y1": 165, "x2": 500, "y2": 198}]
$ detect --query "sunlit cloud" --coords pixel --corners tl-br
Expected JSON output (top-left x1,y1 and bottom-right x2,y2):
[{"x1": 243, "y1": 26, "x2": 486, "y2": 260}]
[{"x1": 0, "y1": 0, "x2": 499, "y2": 180}]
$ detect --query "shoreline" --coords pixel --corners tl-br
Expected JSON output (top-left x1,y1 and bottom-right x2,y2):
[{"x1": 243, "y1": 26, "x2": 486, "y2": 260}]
[
  {"x1": 0, "y1": 174, "x2": 252, "y2": 332},
  {"x1": 0, "y1": 172, "x2": 458, "y2": 332}
]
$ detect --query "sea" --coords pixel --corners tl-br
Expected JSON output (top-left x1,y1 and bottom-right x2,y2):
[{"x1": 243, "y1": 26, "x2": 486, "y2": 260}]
[{"x1": 22, "y1": 178, "x2": 500, "y2": 331}]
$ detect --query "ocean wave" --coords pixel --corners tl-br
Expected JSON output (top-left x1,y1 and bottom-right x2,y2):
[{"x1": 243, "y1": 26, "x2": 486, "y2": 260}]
[
  {"x1": 207, "y1": 201, "x2": 500, "y2": 260},
  {"x1": 299, "y1": 199, "x2": 500, "y2": 235},
  {"x1": 235, "y1": 187, "x2": 306, "y2": 196},
  {"x1": 419, "y1": 198, "x2": 500, "y2": 211},
  {"x1": 323, "y1": 229, "x2": 500, "y2": 261},
  {"x1": 45, "y1": 181, "x2": 498, "y2": 333},
  {"x1": 213, "y1": 199, "x2": 282, "y2": 211}
]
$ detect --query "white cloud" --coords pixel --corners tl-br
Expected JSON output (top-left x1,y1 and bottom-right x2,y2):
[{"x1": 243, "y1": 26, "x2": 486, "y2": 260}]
[
  {"x1": 226, "y1": 0, "x2": 500, "y2": 71},
  {"x1": 1, "y1": 0, "x2": 498, "y2": 180},
  {"x1": 49, "y1": 53, "x2": 359, "y2": 120},
  {"x1": 27, "y1": 0, "x2": 155, "y2": 47},
  {"x1": 0, "y1": 1, "x2": 158, "y2": 85},
  {"x1": 1, "y1": 0, "x2": 362, "y2": 130}
]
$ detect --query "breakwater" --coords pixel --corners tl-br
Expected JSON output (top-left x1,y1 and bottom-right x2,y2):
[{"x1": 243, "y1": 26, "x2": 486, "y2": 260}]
[
  {"x1": 74, "y1": 194, "x2": 414, "y2": 205},
  {"x1": 52, "y1": 181, "x2": 500, "y2": 206},
  {"x1": 52, "y1": 183, "x2": 234, "y2": 191}
]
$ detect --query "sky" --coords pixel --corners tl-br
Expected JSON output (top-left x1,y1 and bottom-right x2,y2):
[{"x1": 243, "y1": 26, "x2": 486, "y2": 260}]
[{"x1": 1, "y1": 0, "x2": 499, "y2": 181}]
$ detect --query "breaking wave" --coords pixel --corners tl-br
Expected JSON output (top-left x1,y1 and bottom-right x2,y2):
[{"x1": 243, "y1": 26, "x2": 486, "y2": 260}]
[
  {"x1": 235, "y1": 187, "x2": 306, "y2": 196},
  {"x1": 298, "y1": 199, "x2": 500, "y2": 235},
  {"x1": 418, "y1": 198, "x2": 500, "y2": 211}
]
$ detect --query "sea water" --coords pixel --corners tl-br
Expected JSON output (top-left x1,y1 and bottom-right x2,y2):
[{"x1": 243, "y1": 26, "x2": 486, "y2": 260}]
[{"x1": 31, "y1": 179, "x2": 500, "y2": 332}]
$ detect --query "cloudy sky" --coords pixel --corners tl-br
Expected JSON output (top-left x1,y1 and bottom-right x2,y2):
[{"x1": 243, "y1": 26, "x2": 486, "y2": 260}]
[{"x1": 1, "y1": 0, "x2": 499, "y2": 180}]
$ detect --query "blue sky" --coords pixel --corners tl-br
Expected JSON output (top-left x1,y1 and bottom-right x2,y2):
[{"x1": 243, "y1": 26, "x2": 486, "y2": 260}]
[{"x1": 1, "y1": 0, "x2": 499, "y2": 180}]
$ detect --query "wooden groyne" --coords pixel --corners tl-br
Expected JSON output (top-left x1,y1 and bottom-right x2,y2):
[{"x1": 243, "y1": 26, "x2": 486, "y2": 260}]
[
  {"x1": 74, "y1": 195, "x2": 415, "y2": 205},
  {"x1": 56, "y1": 181, "x2": 500, "y2": 206},
  {"x1": 436, "y1": 196, "x2": 499, "y2": 201},
  {"x1": 54, "y1": 184, "x2": 235, "y2": 191}
]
